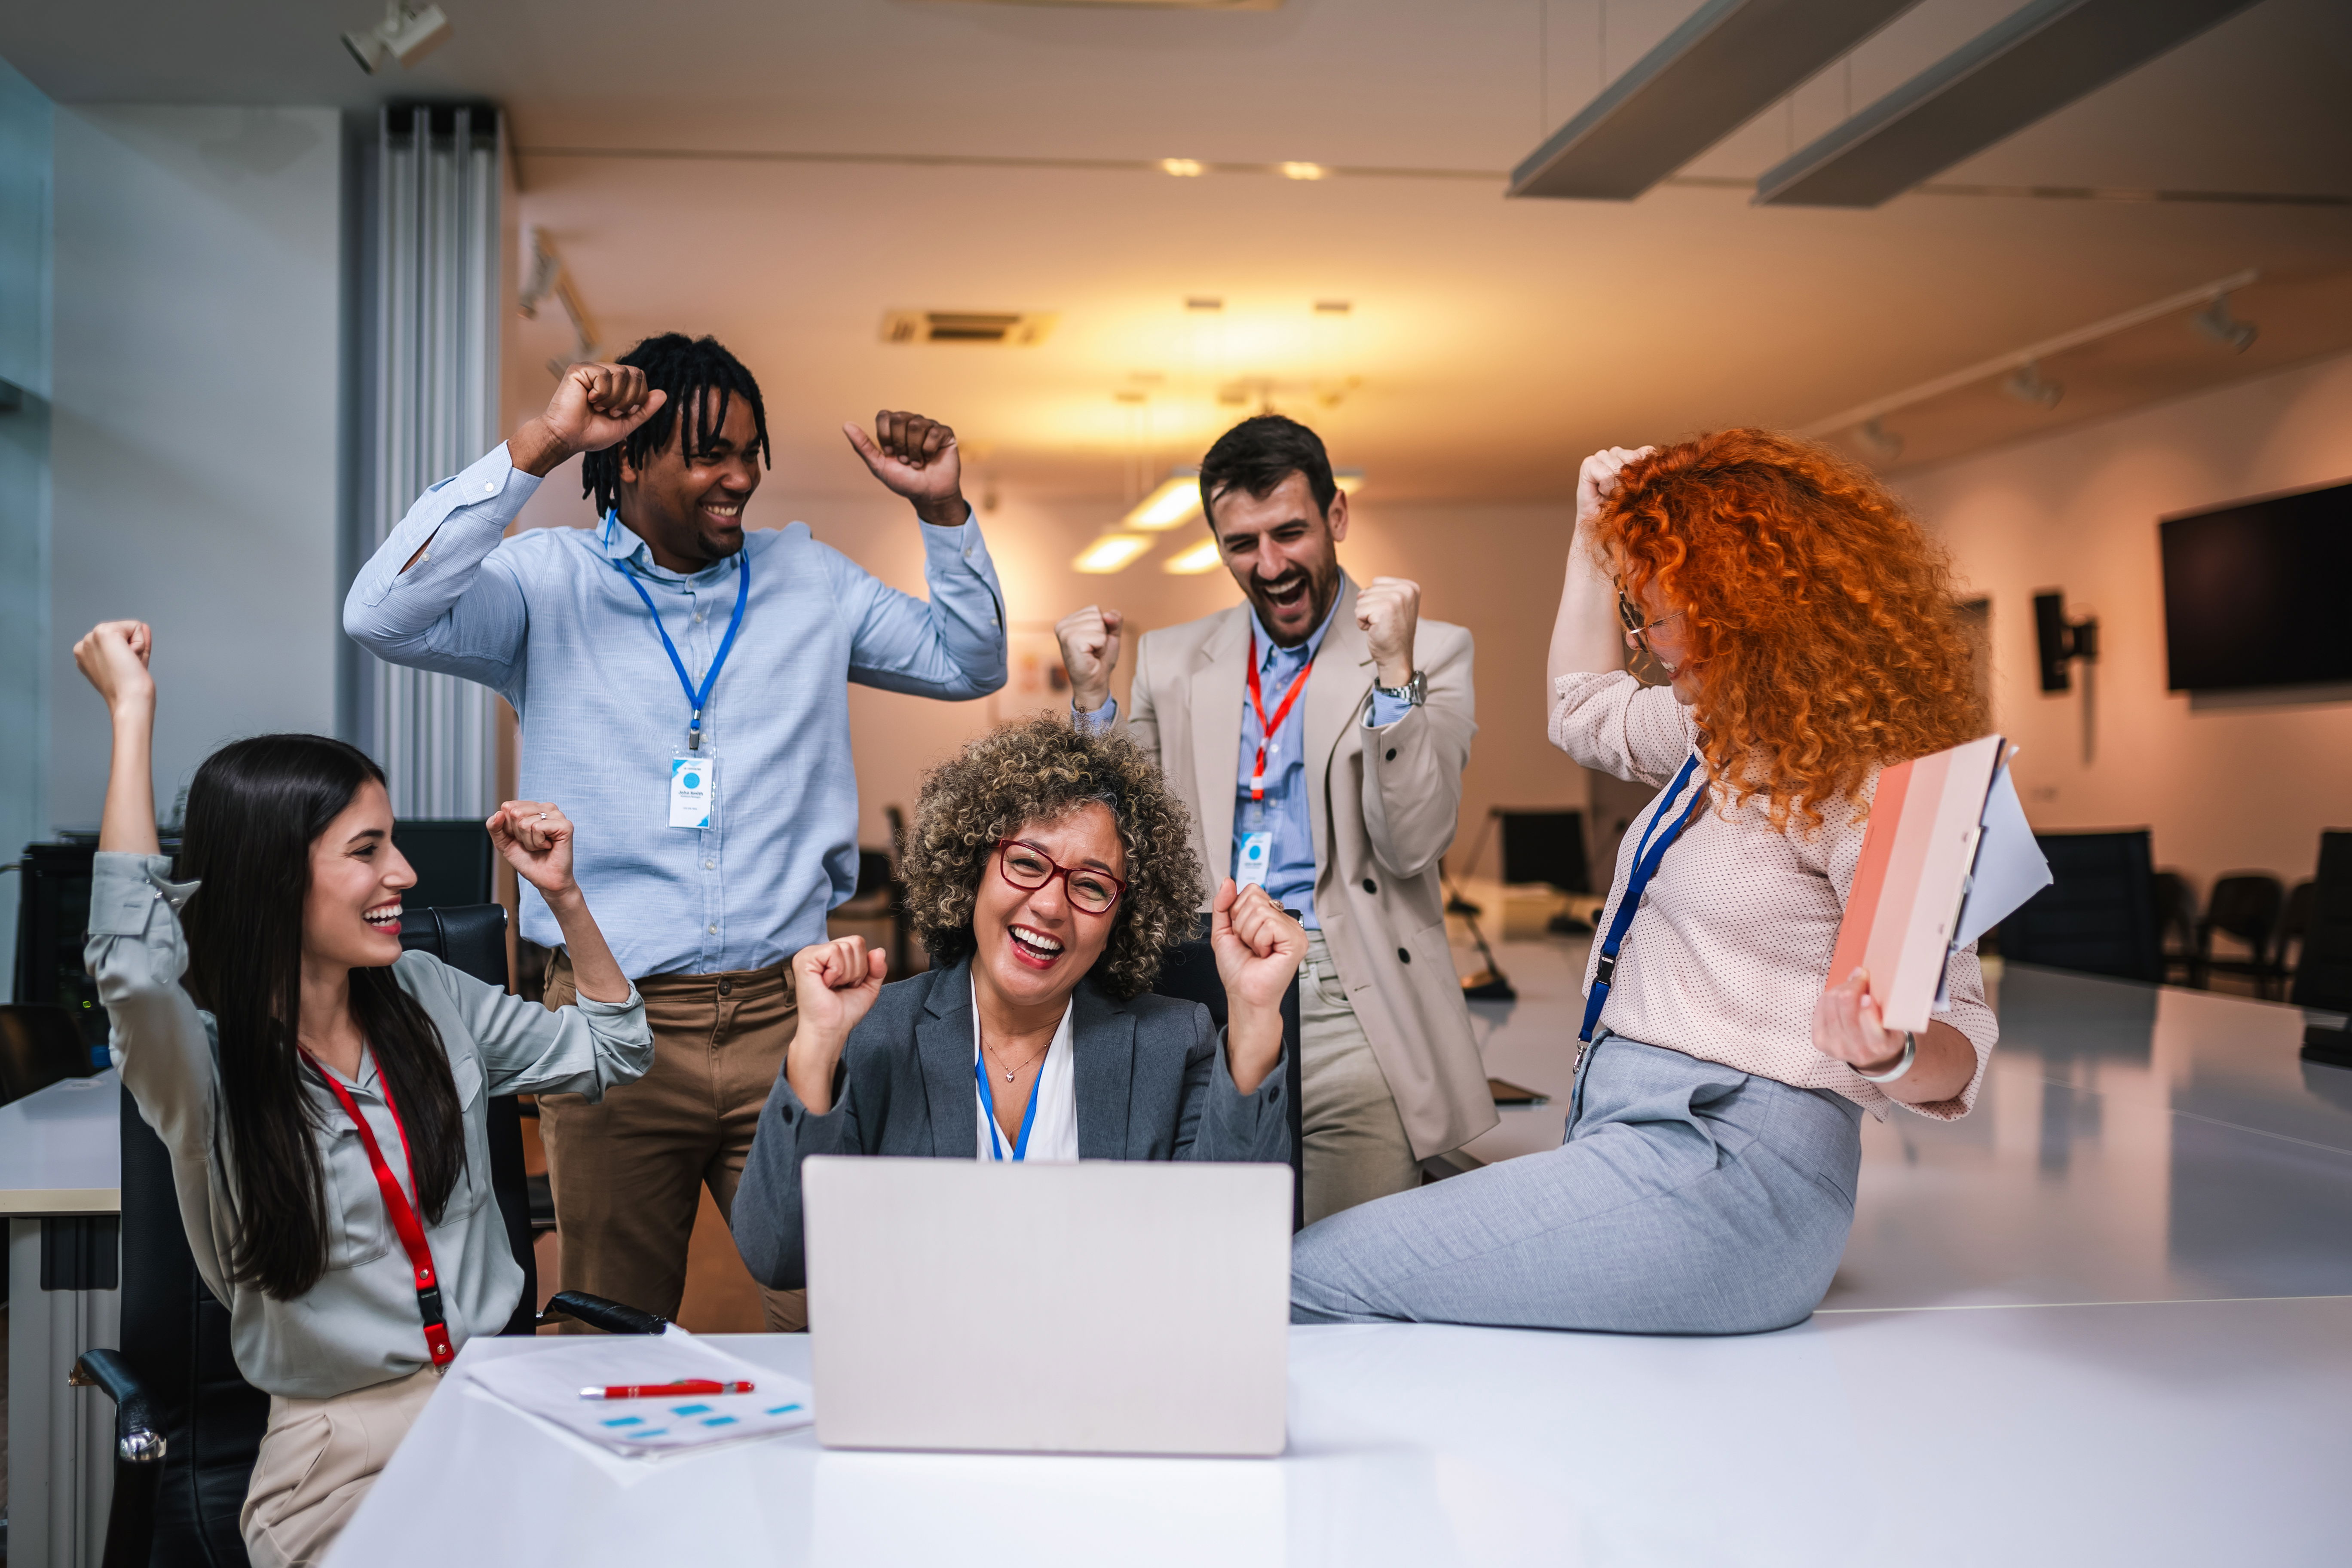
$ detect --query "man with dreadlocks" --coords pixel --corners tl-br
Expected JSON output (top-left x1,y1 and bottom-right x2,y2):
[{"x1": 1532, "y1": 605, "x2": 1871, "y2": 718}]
[{"x1": 346, "y1": 334, "x2": 1006, "y2": 1330}]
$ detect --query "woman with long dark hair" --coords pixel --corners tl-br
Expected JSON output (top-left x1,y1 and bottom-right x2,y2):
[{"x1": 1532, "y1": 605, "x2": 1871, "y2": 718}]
[{"x1": 76, "y1": 620, "x2": 651, "y2": 1568}]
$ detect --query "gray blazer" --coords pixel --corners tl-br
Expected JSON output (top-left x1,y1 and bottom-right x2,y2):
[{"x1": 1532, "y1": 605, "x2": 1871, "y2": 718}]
[{"x1": 732, "y1": 956, "x2": 1290, "y2": 1289}]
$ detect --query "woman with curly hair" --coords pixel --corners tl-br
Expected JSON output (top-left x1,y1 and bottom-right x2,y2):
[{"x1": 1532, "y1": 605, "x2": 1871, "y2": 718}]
[
  {"x1": 732, "y1": 715, "x2": 1306, "y2": 1291},
  {"x1": 1290, "y1": 429, "x2": 1999, "y2": 1334}
]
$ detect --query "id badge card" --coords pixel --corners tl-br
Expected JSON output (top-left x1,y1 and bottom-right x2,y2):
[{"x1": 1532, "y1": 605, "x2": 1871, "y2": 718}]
[
  {"x1": 669, "y1": 756, "x2": 714, "y2": 830},
  {"x1": 1236, "y1": 830, "x2": 1273, "y2": 890}
]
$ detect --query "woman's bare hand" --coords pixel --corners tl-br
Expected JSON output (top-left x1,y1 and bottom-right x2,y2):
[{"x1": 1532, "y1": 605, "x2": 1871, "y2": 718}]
[
  {"x1": 1811, "y1": 966, "x2": 1908, "y2": 1073},
  {"x1": 1209, "y1": 879, "x2": 1306, "y2": 1094},
  {"x1": 1574, "y1": 446, "x2": 1656, "y2": 529},
  {"x1": 74, "y1": 621, "x2": 156, "y2": 714},
  {"x1": 785, "y1": 936, "x2": 889, "y2": 1113},
  {"x1": 487, "y1": 800, "x2": 581, "y2": 901}
]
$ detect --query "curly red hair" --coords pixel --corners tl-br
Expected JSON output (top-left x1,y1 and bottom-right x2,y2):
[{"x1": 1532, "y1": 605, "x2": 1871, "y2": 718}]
[{"x1": 1591, "y1": 429, "x2": 1987, "y2": 833}]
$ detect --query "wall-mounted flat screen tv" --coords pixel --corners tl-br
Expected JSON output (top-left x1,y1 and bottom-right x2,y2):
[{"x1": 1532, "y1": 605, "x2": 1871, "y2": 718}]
[{"x1": 2159, "y1": 480, "x2": 2352, "y2": 692}]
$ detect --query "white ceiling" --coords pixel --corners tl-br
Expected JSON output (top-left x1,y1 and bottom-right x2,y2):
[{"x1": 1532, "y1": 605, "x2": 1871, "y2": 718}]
[{"x1": 9, "y1": 0, "x2": 2352, "y2": 503}]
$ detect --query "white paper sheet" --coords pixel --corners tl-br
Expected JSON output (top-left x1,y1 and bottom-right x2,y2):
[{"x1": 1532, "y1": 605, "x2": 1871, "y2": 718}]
[
  {"x1": 1954, "y1": 763, "x2": 2053, "y2": 950},
  {"x1": 466, "y1": 1329, "x2": 814, "y2": 1458}
]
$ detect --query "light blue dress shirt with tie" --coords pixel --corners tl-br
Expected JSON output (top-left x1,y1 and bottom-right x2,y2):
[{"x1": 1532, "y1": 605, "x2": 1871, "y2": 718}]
[
  {"x1": 344, "y1": 442, "x2": 1008, "y2": 978},
  {"x1": 1079, "y1": 585, "x2": 1408, "y2": 930}
]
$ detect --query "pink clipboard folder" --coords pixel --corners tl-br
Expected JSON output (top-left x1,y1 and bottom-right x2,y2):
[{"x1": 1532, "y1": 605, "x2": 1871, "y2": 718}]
[{"x1": 1827, "y1": 735, "x2": 2009, "y2": 1035}]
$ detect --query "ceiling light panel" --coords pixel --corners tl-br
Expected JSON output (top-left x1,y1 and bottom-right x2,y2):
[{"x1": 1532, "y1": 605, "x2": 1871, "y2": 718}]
[
  {"x1": 1074, "y1": 535, "x2": 1154, "y2": 574},
  {"x1": 1509, "y1": 0, "x2": 1924, "y2": 202},
  {"x1": 1124, "y1": 470, "x2": 1204, "y2": 530},
  {"x1": 1163, "y1": 539, "x2": 1224, "y2": 575},
  {"x1": 1754, "y1": 0, "x2": 2267, "y2": 208}
]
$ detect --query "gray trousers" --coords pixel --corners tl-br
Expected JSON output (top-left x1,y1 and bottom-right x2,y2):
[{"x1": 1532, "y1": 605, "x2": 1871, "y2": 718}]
[
  {"x1": 1300, "y1": 931, "x2": 1422, "y2": 1224},
  {"x1": 1289, "y1": 1032, "x2": 1864, "y2": 1334}
]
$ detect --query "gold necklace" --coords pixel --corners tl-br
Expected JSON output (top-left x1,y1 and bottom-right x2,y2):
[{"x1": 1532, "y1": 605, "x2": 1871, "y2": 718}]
[{"x1": 983, "y1": 1035, "x2": 1050, "y2": 1084}]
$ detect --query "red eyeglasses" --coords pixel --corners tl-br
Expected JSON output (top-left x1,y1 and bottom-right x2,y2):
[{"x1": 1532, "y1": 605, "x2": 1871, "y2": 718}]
[{"x1": 996, "y1": 839, "x2": 1126, "y2": 915}]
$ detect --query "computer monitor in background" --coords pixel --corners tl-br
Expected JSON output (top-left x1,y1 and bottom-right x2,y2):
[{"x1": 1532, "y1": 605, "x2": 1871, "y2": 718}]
[
  {"x1": 1498, "y1": 810, "x2": 1590, "y2": 895},
  {"x1": 392, "y1": 819, "x2": 494, "y2": 910}
]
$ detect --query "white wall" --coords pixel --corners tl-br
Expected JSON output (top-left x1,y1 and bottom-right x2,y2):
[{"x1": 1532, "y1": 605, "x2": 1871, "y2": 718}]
[
  {"x1": 1897, "y1": 350, "x2": 2352, "y2": 899},
  {"x1": 48, "y1": 105, "x2": 343, "y2": 827}
]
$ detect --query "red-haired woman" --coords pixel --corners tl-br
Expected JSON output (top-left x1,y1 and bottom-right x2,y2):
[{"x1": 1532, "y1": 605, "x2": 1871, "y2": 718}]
[{"x1": 1290, "y1": 431, "x2": 1998, "y2": 1333}]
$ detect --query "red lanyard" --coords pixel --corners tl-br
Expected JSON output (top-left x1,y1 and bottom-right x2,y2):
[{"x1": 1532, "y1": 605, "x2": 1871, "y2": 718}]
[
  {"x1": 1245, "y1": 632, "x2": 1314, "y2": 802},
  {"x1": 306, "y1": 1053, "x2": 455, "y2": 1369}
]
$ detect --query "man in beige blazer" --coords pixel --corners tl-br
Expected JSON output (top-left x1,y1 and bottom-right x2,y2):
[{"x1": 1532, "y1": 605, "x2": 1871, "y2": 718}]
[{"x1": 1057, "y1": 414, "x2": 1496, "y2": 1221}]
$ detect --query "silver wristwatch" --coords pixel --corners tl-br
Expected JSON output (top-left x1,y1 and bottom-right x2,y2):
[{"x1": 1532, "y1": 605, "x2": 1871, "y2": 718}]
[{"x1": 1374, "y1": 669, "x2": 1427, "y2": 706}]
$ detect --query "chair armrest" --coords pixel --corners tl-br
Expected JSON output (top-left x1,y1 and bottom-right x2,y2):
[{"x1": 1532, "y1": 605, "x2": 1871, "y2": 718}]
[
  {"x1": 538, "y1": 1290, "x2": 672, "y2": 1336},
  {"x1": 70, "y1": 1349, "x2": 169, "y2": 1463}
]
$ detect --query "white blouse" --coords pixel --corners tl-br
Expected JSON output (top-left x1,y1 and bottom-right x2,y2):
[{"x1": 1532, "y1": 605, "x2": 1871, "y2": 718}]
[
  {"x1": 971, "y1": 976, "x2": 1080, "y2": 1161},
  {"x1": 1551, "y1": 671, "x2": 1999, "y2": 1121}
]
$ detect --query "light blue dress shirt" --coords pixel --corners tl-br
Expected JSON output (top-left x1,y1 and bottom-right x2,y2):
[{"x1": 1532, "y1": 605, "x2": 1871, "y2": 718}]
[
  {"x1": 1081, "y1": 586, "x2": 1408, "y2": 931},
  {"x1": 345, "y1": 443, "x2": 1008, "y2": 978}
]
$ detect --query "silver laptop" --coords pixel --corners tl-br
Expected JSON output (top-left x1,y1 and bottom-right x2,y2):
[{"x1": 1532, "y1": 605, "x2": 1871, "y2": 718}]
[{"x1": 802, "y1": 1156, "x2": 1292, "y2": 1457}]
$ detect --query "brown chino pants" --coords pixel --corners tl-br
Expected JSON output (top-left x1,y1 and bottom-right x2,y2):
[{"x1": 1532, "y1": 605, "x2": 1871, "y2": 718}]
[{"x1": 539, "y1": 951, "x2": 807, "y2": 1331}]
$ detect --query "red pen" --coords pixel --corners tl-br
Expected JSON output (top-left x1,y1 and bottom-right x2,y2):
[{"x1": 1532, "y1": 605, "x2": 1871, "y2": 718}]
[{"x1": 578, "y1": 1378, "x2": 755, "y2": 1400}]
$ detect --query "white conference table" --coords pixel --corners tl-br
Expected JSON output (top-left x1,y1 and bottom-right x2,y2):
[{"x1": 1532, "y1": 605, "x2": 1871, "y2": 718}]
[
  {"x1": 3, "y1": 1069, "x2": 124, "y2": 1568},
  {"x1": 341, "y1": 1303, "x2": 2352, "y2": 1568},
  {"x1": 338, "y1": 945, "x2": 2352, "y2": 1567}
]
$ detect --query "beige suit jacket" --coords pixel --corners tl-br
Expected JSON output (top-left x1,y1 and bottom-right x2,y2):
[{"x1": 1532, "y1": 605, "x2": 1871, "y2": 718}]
[{"x1": 1116, "y1": 579, "x2": 1498, "y2": 1159}]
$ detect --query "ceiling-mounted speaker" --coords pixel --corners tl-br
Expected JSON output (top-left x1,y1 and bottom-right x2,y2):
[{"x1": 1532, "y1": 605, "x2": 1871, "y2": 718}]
[
  {"x1": 1509, "y1": 0, "x2": 1923, "y2": 202},
  {"x1": 1755, "y1": 0, "x2": 2267, "y2": 208}
]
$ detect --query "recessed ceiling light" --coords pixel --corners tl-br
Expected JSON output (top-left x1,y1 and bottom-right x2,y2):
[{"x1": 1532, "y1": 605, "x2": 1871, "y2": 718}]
[
  {"x1": 1314, "y1": 300, "x2": 1351, "y2": 315},
  {"x1": 1074, "y1": 535, "x2": 1154, "y2": 574},
  {"x1": 1163, "y1": 539, "x2": 1224, "y2": 575},
  {"x1": 1334, "y1": 469, "x2": 1366, "y2": 494},
  {"x1": 1161, "y1": 158, "x2": 1204, "y2": 178},
  {"x1": 1186, "y1": 297, "x2": 1224, "y2": 312},
  {"x1": 1124, "y1": 469, "x2": 1204, "y2": 531},
  {"x1": 1280, "y1": 162, "x2": 1327, "y2": 181}
]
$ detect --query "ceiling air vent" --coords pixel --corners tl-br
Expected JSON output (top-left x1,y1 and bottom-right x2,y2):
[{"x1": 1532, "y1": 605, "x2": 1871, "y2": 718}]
[{"x1": 881, "y1": 310, "x2": 1058, "y2": 346}]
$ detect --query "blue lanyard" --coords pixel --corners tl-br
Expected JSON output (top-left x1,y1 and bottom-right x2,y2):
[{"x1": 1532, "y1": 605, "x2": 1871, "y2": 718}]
[
  {"x1": 977, "y1": 1050, "x2": 1045, "y2": 1161},
  {"x1": 604, "y1": 525, "x2": 749, "y2": 753},
  {"x1": 1578, "y1": 753, "x2": 1706, "y2": 1043}
]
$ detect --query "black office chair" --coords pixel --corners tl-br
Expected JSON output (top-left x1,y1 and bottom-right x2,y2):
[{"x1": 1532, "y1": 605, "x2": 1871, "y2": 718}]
[
  {"x1": 832, "y1": 845, "x2": 914, "y2": 980},
  {"x1": 2149, "y1": 870, "x2": 2198, "y2": 987},
  {"x1": 2294, "y1": 835, "x2": 2352, "y2": 1069},
  {"x1": 72, "y1": 903, "x2": 664, "y2": 1568},
  {"x1": 2195, "y1": 873, "x2": 2286, "y2": 995},
  {"x1": 0, "y1": 1001, "x2": 94, "y2": 1105},
  {"x1": 1150, "y1": 928, "x2": 1306, "y2": 1231},
  {"x1": 1997, "y1": 830, "x2": 2165, "y2": 984},
  {"x1": 2278, "y1": 879, "x2": 2316, "y2": 995}
]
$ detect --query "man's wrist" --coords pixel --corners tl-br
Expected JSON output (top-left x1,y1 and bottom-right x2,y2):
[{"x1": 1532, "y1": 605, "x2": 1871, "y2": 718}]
[
  {"x1": 1374, "y1": 656, "x2": 1414, "y2": 688},
  {"x1": 1072, "y1": 686, "x2": 1111, "y2": 715},
  {"x1": 539, "y1": 882, "x2": 587, "y2": 916},
  {"x1": 913, "y1": 494, "x2": 971, "y2": 530},
  {"x1": 508, "y1": 418, "x2": 571, "y2": 479}
]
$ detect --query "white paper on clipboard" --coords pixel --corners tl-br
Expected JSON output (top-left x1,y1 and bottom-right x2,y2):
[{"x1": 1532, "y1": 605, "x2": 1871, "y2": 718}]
[{"x1": 1934, "y1": 757, "x2": 2052, "y2": 1010}]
